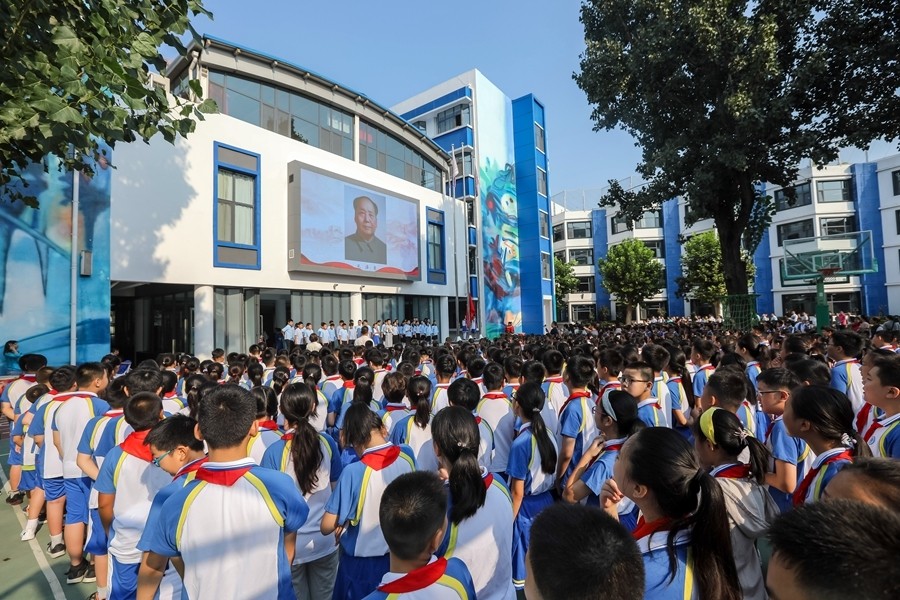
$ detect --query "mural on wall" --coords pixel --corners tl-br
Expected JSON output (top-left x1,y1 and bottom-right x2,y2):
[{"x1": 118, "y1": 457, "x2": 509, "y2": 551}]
[
  {"x1": 0, "y1": 149, "x2": 111, "y2": 366},
  {"x1": 475, "y1": 74, "x2": 522, "y2": 338}
]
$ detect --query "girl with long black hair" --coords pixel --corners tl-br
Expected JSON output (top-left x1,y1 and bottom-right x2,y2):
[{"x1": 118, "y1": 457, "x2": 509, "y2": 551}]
[
  {"x1": 389, "y1": 375, "x2": 438, "y2": 471},
  {"x1": 261, "y1": 381, "x2": 341, "y2": 600}
]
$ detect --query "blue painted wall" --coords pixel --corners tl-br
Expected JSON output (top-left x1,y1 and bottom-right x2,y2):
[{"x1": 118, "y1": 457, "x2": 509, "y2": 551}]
[
  {"x1": 512, "y1": 94, "x2": 551, "y2": 334},
  {"x1": 662, "y1": 198, "x2": 684, "y2": 316},
  {"x1": 399, "y1": 87, "x2": 471, "y2": 122},
  {"x1": 592, "y1": 209, "x2": 610, "y2": 317},
  {"x1": 853, "y1": 162, "x2": 888, "y2": 315}
]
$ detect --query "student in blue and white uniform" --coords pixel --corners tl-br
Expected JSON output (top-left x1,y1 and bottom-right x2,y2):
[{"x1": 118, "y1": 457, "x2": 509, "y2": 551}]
[
  {"x1": 556, "y1": 356, "x2": 597, "y2": 490},
  {"x1": 827, "y1": 331, "x2": 865, "y2": 416},
  {"x1": 433, "y1": 407, "x2": 515, "y2": 600},
  {"x1": 642, "y1": 344, "x2": 673, "y2": 427},
  {"x1": 563, "y1": 390, "x2": 642, "y2": 530},
  {"x1": 507, "y1": 382, "x2": 558, "y2": 591},
  {"x1": 862, "y1": 355, "x2": 900, "y2": 458},
  {"x1": 662, "y1": 344, "x2": 694, "y2": 439},
  {"x1": 476, "y1": 363, "x2": 515, "y2": 477},
  {"x1": 430, "y1": 355, "x2": 456, "y2": 414},
  {"x1": 13, "y1": 384, "x2": 49, "y2": 541},
  {"x1": 248, "y1": 385, "x2": 283, "y2": 464},
  {"x1": 448, "y1": 378, "x2": 494, "y2": 472},
  {"x1": 600, "y1": 427, "x2": 742, "y2": 600},
  {"x1": 95, "y1": 393, "x2": 170, "y2": 599},
  {"x1": 690, "y1": 339, "x2": 717, "y2": 399},
  {"x1": 363, "y1": 472, "x2": 476, "y2": 600},
  {"x1": 378, "y1": 372, "x2": 413, "y2": 435},
  {"x1": 784, "y1": 385, "x2": 870, "y2": 506},
  {"x1": 139, "y1": 385, "x2": 309, "y2": 600},
  {"x1": 390, "y1": 376, "x2": 437, "y2": 472},
  {"x1": 321, "y1": 403, "x2": 417, "y2": 600},
  {"x1": 262, "y1": 381, "x2": 342, "y2": 600}
]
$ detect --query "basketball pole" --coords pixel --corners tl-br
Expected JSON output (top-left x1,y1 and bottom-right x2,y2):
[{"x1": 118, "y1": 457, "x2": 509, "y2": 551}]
[{"x1": 815, "y1": 276, "x2": 830, "y2": 334}]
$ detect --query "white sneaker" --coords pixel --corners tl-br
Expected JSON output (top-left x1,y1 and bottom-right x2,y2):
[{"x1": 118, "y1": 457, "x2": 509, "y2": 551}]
[{"x1": 20, "y1": 528, "x2": 36, "y2": 541}]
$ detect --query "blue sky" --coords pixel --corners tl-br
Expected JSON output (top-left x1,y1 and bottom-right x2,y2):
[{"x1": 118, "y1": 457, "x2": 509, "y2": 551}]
[{"x1": 192, "y1": 1, "x2": 895, "y2": 195}]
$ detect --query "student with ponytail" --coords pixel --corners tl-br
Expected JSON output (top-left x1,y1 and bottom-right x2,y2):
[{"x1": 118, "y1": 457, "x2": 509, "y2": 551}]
[
  {"x1": 601, "y1": 427, "x2": 742, "y2": 600},
  {"x1": 300, "y1": 363, "x2": 328, "y2": 433},
  {"x1": 261, "y1": 382, "x2": 342, "y2": 600},
  {"x1": 694, "y1": 407, "x2": 778, "y2": 600},
  {"x1": 507, "y1": 382, "x2": 558, "y2": 591},
  {"x1": 784, "y1": 385, "x2": 871, "y2": 506},
  {"x1": 247, "y1": 386, "x2": 282, "y2": 464},
  {"x1": 377, "y1": 371, "x2": 411, "y2": 434},
  {"x1": 661, "y1": 344, "x2": 693, "y2": 438},
  {"x1": 389, "y1": 375, "x2": 438, "y2": 471},
  {"x1": 321, "y1": 403, "x2": 416, "y2": 600},
  {"x1": 432, "y1": 407, "x2": 515, "y2": 600},
  {"x1": 563, "y1": 390, "x2": 643, "y2": 530}
]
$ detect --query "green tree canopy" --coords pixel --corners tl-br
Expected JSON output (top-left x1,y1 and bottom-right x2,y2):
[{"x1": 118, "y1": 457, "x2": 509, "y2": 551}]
[
  {"x1": 677, "y1": 231, "x2": 727, "y2": 305},
  {"x1": 0, "y1": 0, "x2": 215, "y2": 206},
  {"x1": 554, "y1": 257, "x2": 579, "y2": 318},
  {"x1": 597, "y1": 238, "x2": 664, "y2": 324},
  {"x1": 575, "y1": 0, "x2": 898, "y2": 297}
]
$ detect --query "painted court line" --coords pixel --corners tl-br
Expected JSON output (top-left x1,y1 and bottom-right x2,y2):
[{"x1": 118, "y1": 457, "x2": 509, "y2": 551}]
[{"x1": 1, "y1": 468, "x2": 67, "y2": 600}]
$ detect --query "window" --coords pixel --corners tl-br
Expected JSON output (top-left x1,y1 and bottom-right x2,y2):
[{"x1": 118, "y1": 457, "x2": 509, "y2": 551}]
[
  {"x1": 537, "y1": 168, "x2": 548, "y2": 197},
  {"x1": 569, "y1": 248, "x2": 594, "y2": 266},
  {"x1": 611, "y1": 214, "x2": 630, "y2": 234},
  {"x1": 571, "y1": 305, "x2": 596, "y2": 322},
  {"x1": 554, "y1": 250, "x2": 566, "y2": 262},
  {"x1": 214, "y1": 143, "x2": 260, "y2": 270},
  {"x1": 413, "y1": 120, "x2": 426, "y2": 134},
  {"x1": 635, "y1": 209, "x2": 663, "y2": 229},
  {"x1": 576, "y1": 277, "x2": 595, "y2": 292},
  {"x1": 782, "y1": 292, "x2": 860, "y2": 316},
  {"x1": 776, "y1": 219, "x2": 814, "y2": 246},
  {"x1": 816, "y1": 179, "x2": 851, "y2": 203},
  {"x1": 644, "y1": 239, "x2": 665, "y2": 259},
  {"x1": 535, "y1": 123, "x2": 545, "y2": 153},
  {"x1": 468, "y1": 247, "x2": 478, "y2": 275},
  {"x1": 896, "y1": 209, "x2": 900, "y2": 235},
  {"x1": 466, "y1": 200, "x2": 476, "y2": 226},
  {"x1": 541, "y1": 252, "x2": 552, "y2": 279},
  {"x1": 552, "y1": 223, "x2": 565, "y2": 242},
  {"x1": 426, "y1": 209, "x2": 446, "y2": 284},
  {"x1": 566, "y1": 221, "x2": 592, "y2": 239},
  {"x1": 454, "y1": 151, "x2": 474, "y2": 179},
  {"x1": 820, "y1": 216, "x2": 856, "y2": 236},
  {"x1": 893, "y1": 170, "x2": 900, "y2": 196},
  {"x1": 774, "y1": 182, "x2": 812, "y2": 211},
  {"x1": 208, "y1": 70, "x2": 353, "y2": 160},
  {"x1": 359, "y1": 121, "x2": 442, "y2": 192},
  {"x1": 539, "y1": 211, "x2": 550, "y2": 239},
  {"x1": 436, "y1": 104, "x2": 471, "y2": 134}
]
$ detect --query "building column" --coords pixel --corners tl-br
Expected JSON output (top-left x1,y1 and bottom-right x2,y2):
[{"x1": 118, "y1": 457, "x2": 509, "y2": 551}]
[
  {"x1": 194, "y1": 285, "x2": 215, "y2": 359},
  {"x1": 439, "y1": 295, "x2": 449, "y2": 343},
  {"x1": 350, "y1": 292, "x2": 363, "y2": 324}
]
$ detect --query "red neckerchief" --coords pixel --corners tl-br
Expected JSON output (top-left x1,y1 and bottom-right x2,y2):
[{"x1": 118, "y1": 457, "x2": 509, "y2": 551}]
[
  {"x1": 195, "y1": 463, "x2": 254, "y2": 486},
  {"x1": 863, "y1": 415, "x2": 882, "y2": 443},
  {"x1": 18, "y1": 374, "x2": 37, "y2": 383},
  {"x1": 343, "y1": 381, "x2": 356, "y2": 389},
  {"x1": 669, "y1": 376, "x2": 681, "y2": 384},
  {"x1": 560, "y1": 390, "x2": 592, "y2": 415},
  {"x1": 712, "y1": 463, "x2": 752, "y2": 479},
  {"x1": 282, "y1": 431, "x2": 295, "y2": 441},
  {"x1": 103, "y1": 409, "x2": 124, "y2": 417},
  {"x1": 483, "y1": 473, "x2": 494, "y2": 489},
  {"x1": 482, "y1": 392, "x2": 507, "y2": 400},
  {"x1": 257, "y1": 420, "x2": 279, "y2": 432},
  {"x1": 52, "y1": 391, "x2": 90, "y2": 404},
  {"x1": 792, "y1": 449, "x2": 853, "y2": 507},
  {"x1": 765, "y1": 418, "x2": 779, "y2": 443},
  {"x1": 631, "y1": 516, "x2": 673, "y2": 540},
  {"x1": 545, "y1": 376, "x2": 564, "y2": 384},
  {"x1": 474, "y1": 416, "x2": 483, "y2": 426},
  {"x1": 121, "y1": 430, "x2": 153, "y2": 462},
  {"x1": 385, "y1": 404, "x2": 408, "y2": 412},
  {"x1": 857, "y1": 404, "x2": 874, "y2": 438},
  {"x1": 163, "y1": 391, "x2": 178, "y2": 399},
  {"x1": 588, "y1": 441, "x2": 623, "y2": 468},
  {"x1": 599, "y1": 381, "x2": 621, "y2": 395},
  {"x1": 377, "y1": 558, "x2": 448, "y2": 593},
  {"x1": 174, "y1": 457, "x2": 208, "y2": 480},
  {"x1": 360, "y1": 445, "x2": 401, "y2": 470}
]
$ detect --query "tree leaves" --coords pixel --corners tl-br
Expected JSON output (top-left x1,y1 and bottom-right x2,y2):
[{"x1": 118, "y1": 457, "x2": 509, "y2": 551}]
[
  {"x1": 0, "y1": 0, "x2": 213, "y2": 205},
  {"x1": 597, "y1": 239, "x2": 665, "y2": 320}
]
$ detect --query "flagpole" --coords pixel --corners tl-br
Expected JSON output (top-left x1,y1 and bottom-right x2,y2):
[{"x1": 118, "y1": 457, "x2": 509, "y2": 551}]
[{"x1": 449, "y1": 144, "x2": 461, "y2": 342}]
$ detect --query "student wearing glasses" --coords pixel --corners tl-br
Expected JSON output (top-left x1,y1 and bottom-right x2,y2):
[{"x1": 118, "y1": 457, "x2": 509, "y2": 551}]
[{"x1": 621, "y1": 362, "x2": 664, "y2": 428}]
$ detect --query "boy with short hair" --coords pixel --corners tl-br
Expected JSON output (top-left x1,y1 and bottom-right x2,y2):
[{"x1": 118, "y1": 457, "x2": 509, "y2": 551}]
[
  {"x1": 641, "y1": 344, "x2": 672, "y2": 428},
  {"x1": 503, "y1": 356, "x2": 523, "y2": 400},
  {"x1": 757, "y1": 368, "x2": 811, "y2": 513},
  {"x1": 431, "y1": 355, "x2": 456, "y2": 413},
  {"x1": 138, "y1": 385, "x2": 308, "y2": 599},
  {"x1": 621, "y1": 362, "x2": 663, "y2": 429},
  {"x1": 596, "y1": 349, "x2": 623, "y2": 401},
  {"x1": 557, "y1": 356, "x2": 599, "y2": 490},
  {"x1": 525, "y1": 503, "x2": 644, "y2": 600},
  {"x1": 95, "y1": 392, "x2": 169, "y2": 599},
  {"x1": 690, "y1": 339, "x2": 717, "y2": 398},
  {"x1": 328, "y1": 360, "x2": 357, "y2": 431},
  {"x1": 699, "y1": 367, "x2": 756, "y2": 436},
  {"x1": 467, "y1": 356, "x2": 487, "y2": 395},
  {"x1": 363, "y1": 471, "x2": 476, "y2": 600},
  {"x1": 827, "y1": 330, "x2": 865, "y2": 415},
  {"x1": 862, "y1": 355, "x2": 900, "y2": 458},
  {"x1": 2, "y1": 353, "x2": 47, "y2": 505},
  {"x1": 477, "y1": 362, "x2": 515, "y2": 476},
  {"x1": 540, "y1": 350, "x2": 568, "y2": 415}
]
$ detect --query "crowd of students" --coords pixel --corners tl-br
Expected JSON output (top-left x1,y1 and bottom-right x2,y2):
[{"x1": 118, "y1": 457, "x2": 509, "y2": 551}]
[{"x1": 2, "y1": 319, "x2": 900, "y2": 600}]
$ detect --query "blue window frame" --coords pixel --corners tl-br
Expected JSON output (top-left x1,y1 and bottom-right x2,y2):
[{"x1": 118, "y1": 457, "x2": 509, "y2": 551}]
[
  {"x1": 214, "y1": 142, "x2": 261, "y2": 270},
  {"x1": 426, "y1": 208, "x2": 446, "y2": 284}
]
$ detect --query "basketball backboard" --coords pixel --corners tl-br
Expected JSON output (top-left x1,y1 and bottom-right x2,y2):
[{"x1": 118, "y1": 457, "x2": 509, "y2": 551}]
[{"x1": 781, "y1": 230, "x2": 878, "y2": 281}]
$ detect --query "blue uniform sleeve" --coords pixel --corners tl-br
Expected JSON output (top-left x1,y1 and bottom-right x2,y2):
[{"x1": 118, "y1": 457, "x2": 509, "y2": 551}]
[
  {"x1": 389, "y1": 417, "x2": 409, "y2": 445},
  {"x1": 0, "y1": 384, "x2": 10, "y2": 405},
  {"x1": 446, "y1": 557, "x2": 478, "y2": 598},
  {"x1": 886, "y1": 428, "x2": 900, "y2": 459},
  {"x1": 559, "y1": 404, "x2": 583, "y2": 439},
  {"x1": 260, "y1": 440, "x2": 283, "y2": 471},
  {"x1": 581, "y1": 454, "x2": 614, "y2": 496},
  {"x1": 137, "y1": 482, "x2": 180, "y2": 552},
  {"x1": 77, "y1": 419, "x2": 99, "y2": 455},
  {"x1": 336, "y1": 402, "x2": 353, "y2": 431},
  {"x1": 506, "y1": 436, "x2": 529, "y2": 481},
  {"x1": 257, "y1": 468, "x2": 309, "y2": 532},
  {"x1": 11, "y1": 415, "x2": 25, "y2": 436},
  {"x1": 141, "y1": 485, "x2": 194, "y2": 558},
  {"x1": 91, "y1": 398, "x2": 110, "y2": 415},
  {"x1": 94, "y1": 447, "x2": 122, "y2": 494},
  {"x1": 324, "y1": 434, "x2": 342, "y2": 482},
  {"x1": 28, "y1": 405, "x2": 47, "y2": 437},
  {"x1": 328, "y1": 388, "x2": 343, "y2": 416},
  {"x1": 830, "y1": 366, "x2": 849, "y2": 394},
  {"x1": 770, "y1": 423, "x2": 800, "y2": 465},
  {"x1": 324, "y1": 463, "x2": 362, "y2": 522},
  {"x1": 693, "y1": 372, "x2": 705, "y2": 399}
]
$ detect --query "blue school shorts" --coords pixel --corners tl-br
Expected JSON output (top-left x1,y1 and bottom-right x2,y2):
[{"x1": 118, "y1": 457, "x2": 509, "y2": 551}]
[
  {"x1": 7, "y1": 437, "x2": 22, "y2": 465},
  {"x1": 19, "y1": 468, "x2": 39, "y2": 492},
  {"x1": 85, "y1": 508, "x2": 108, "y2": 556},
  {"x1": 63, "y1": 476, "x2": 92, "y2": 524},
  {"x1": 43, "y1": 477, "x2": 66, "y2": 501},
  {"x1": 110, "y1": 556, "x2": 140, "y2": 600}
]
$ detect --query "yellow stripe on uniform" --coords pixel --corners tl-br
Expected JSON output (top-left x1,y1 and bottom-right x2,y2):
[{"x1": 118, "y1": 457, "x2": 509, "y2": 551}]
[
  {"x1": 811, "y1": 467, "x2": 831, "y2": 502},
  {"x1": 245, "y1": 472, "x2": 284, "y2": 527},
  {"x1": 280, "y1": 441, "x2": 293, "y2": 472},
  {"x1": 436, "y1": 575, "x2": 471, "y2": 599},
  {"x1": 443, "y1": 523, "x2": 460, "y2": 557},
  {"x1": 175, "y1": 481, "x2": 208, "y2": 550},
  {"x1": 491, "y1": 479, "x2": 512, "y2": 503},
  {"x1": 880, "y1": 421, "x2": 900, "y2": 458},
  {"x1": 683, "y1": 547, "x2": 694, "y2": 599},
  {"x1": 352, "y1": 468, "x2": 374, "y2": 527},
  {"x1": 112, "y1": 451, "x2": 128, "y2": 488}
]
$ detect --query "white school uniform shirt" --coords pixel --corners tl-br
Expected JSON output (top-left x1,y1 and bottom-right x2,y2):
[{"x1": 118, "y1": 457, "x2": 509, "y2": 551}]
[
  {"x1": 431, "y1": 384, "x2": 451, "y2": 413},
  {"x1": 390, "y1": 416, "x2": 439, "y2": 472},
  {"x1": 53, "y1": 391, "x2": 108, "y2": 478},
  {"x1": 650, "y1": 375, "x2": 672, "y2": 428},
  {"x1": 94, "y1": 443, "x2": 171, "y2": 563},
  {"x1": 440, "y1": 471, "x2": 516, "y2": 600},
  {"x1": 247, "y1": 425, "x2": 283, "y2": 465},
  {"x1": 293, "y1": 328, "x2": 305, "y2": 346},
  {"x1": 317, "y1": 327, "x2": 328, "y2": 342},
  {"x1": 338, "y1": 327, "x2": 349, "y2": 343},
  {"x1": 30, "y1": 393, "x2": 66, "y2": 478},
  {"x1": 477, "y1": 392, "x2": 516, "y2": 473}
]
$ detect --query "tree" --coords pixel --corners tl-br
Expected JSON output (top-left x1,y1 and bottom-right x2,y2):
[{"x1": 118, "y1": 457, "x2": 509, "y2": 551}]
[
  {"x1": 575, "y1": 1, "x2": 898, "y2": 297},
  {"x1": 676, "y1": 232, "x2": 728, "y2": 315},
  {"x1": 597, "y1": 239, "x2": 664, "y2": 324},
  {"x1": 0, "y1": 1, "x2": 215, "y2": 206},
  {"x1": 553, "y1": 257, "x2": 579, "y2": 320}
]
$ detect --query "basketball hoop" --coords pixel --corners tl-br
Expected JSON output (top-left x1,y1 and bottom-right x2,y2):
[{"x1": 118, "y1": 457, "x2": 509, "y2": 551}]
[{"x1": 818, "y1": 267, "x2": 841, "y2": 279}]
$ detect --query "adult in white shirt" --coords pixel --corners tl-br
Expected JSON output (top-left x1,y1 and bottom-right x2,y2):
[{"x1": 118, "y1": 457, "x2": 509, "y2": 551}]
[{"x1": 281, "y1": 320, "x2": 295, "y2": 351}]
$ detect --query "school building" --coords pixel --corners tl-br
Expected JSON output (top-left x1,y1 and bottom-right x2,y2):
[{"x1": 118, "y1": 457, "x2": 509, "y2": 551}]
[{"x1": 551, "y1": 155, "x2": 900, "y2": 322}]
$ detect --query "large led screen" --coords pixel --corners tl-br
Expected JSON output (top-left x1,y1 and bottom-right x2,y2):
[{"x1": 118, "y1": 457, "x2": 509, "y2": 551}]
[{"x1": 288, "y1": 164, "x2": 420, "y2": 280}]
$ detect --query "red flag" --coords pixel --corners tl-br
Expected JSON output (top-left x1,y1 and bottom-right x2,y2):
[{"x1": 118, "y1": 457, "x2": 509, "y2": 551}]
[{"x1": 467, "y1": 296, "x2": 475, "y2": 322}]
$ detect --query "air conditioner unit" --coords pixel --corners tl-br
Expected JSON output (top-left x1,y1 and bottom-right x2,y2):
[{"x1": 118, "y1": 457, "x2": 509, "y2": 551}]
[{"x1": 149, "y1": 72, "x2": 170, "y2": 94}]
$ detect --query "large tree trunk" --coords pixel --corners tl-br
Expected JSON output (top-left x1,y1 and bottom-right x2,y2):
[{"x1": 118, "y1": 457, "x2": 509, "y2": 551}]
[
  {"x1": 624, "y1": 304, "x2": 633, "y2": 325},
  {"x1": 715, "y1": 174, "x2": 755, "y2": 296},
  {"x1": 719, "y1": 226, "x2": 749, "y2": 295}
]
